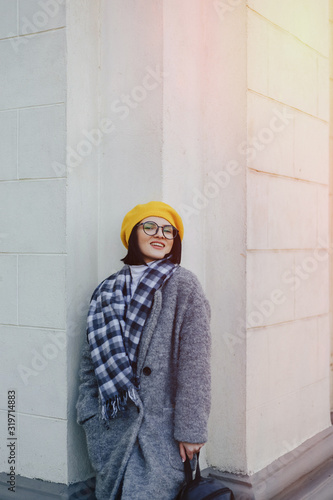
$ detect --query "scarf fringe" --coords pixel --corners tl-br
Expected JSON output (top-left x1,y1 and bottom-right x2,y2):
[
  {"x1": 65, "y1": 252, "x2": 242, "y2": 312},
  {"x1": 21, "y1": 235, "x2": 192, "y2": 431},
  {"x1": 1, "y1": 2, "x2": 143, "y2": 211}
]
[{"x1": 102, "y1": 386, "x2": 138, "y2": 420}]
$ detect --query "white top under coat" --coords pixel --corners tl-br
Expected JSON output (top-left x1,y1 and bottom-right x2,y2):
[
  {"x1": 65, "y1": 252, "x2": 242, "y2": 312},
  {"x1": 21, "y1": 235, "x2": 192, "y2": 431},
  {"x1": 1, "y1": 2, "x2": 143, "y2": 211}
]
[{"x1": 129, "y1": 264, "x2": 150, "y2": 297}]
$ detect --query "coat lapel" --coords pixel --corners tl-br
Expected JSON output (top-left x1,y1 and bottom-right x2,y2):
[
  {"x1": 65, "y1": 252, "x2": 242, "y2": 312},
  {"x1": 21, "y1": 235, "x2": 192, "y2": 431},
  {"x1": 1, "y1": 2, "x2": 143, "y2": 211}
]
[{"x1": 136, "y1": 289, "x2": 162, "y2": 375}]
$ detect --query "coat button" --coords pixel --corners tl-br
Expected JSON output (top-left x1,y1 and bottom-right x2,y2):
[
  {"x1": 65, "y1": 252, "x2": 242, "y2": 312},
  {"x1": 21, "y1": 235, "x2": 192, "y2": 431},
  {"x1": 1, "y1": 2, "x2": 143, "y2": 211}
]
[{"x1": 143, "y1": 366, "x2": 151, "y2": 376}]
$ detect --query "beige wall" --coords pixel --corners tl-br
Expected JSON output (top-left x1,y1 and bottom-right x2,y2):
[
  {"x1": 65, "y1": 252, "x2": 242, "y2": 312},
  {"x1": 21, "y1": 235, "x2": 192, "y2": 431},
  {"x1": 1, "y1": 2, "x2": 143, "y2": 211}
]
[
  {"x1": 246, "y1": 0, "x2": 330, "y2": 473},
  {"x1": 330, "y1": 0, "x2": 333, "y2": 411}
]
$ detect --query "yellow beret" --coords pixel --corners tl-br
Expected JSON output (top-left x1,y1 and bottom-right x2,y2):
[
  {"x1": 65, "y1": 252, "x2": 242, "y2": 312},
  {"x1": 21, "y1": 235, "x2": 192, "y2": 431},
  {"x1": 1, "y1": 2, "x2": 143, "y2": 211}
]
[{"x1": 120, "y1": 201, "x2": 184, "y2": 249}]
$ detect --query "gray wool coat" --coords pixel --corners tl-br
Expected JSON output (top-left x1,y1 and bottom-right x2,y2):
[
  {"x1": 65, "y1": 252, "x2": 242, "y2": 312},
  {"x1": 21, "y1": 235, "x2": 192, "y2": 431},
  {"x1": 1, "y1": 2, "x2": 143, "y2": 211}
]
[{"x1": 76, "y1": 266, "x2": 211, "y2": 500}]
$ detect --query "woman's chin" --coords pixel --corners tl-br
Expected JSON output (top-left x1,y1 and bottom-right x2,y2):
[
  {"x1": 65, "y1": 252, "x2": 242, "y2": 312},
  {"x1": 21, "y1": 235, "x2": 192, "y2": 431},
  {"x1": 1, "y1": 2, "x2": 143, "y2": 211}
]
[{"x1": 144, "y1": 251, "x2": 167, "y2": 262}]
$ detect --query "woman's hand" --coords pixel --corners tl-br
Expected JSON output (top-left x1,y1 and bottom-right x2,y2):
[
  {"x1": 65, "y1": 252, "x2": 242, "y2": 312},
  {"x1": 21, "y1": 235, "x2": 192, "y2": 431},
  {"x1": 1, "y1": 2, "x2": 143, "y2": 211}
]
[{"x1": 179, "y1": 442, "x2": 205, "y2": 462}]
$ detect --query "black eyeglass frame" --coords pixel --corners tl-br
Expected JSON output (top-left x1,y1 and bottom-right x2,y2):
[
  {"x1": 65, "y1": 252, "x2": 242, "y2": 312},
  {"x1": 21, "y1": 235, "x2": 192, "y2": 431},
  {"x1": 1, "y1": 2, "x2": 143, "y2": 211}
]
[{"x1": 136, "y1": 221, "x2": 179, "y2": 240}]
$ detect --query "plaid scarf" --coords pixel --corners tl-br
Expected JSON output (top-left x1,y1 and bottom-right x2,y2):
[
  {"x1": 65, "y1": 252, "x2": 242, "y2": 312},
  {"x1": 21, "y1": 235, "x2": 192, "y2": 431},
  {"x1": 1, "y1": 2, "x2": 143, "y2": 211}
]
[{"x1": 87, "y1": 258, "x2": 178, "y2": 420}]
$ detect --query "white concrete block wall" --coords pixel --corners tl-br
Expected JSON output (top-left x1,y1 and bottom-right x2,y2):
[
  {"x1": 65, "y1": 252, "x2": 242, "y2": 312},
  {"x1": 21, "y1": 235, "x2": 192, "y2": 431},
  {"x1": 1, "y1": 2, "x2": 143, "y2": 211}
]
[
  {"x1": 319, "y1": 57, "x2": 330, "y2": 121},
  {"x1": 269, "y1": 29, "x2": 318, "y2": 117},
  {"x1": 18, "y1": 255, "x2": 66, "y2": 329},
  {"x1": 247, "y1": 93, "x2": 329, "y2": 184},
  {"x1": 19, "y1": 104, "x2": 66, "y2": 179},
  {"x1": 17, "y1": 414, "x2": 67, "y2": 482},
  {"x1": 0, "y1": 0, "x2": 17, "y2": 38},
  {"x1": 0, "y1": 0, "x2": 67, "y2": 484},
  {"x1": 248, "y1": 9, "x2": 327, "y2": 119},
  {"x1": 330, "y1": 0, "x2": 333, "y2": 410},
  {"x1": 0, "y1": 180, "x2": 66, "y2": 253},
  {"x1": 0, "y1": 31, "x2": 66, "y2": 109},
  {"x1": 294, "y1": 250, "x2": 329, "y2": 318},
  {"x1": 246, "y1": 0, "x2": 331, "y2": 474},
  {"x1": 0, "y1": 255, "x2": 17, "y2": 325},
  {"x1": 18, "y1": 0, "x2": 66, "y2": 35},
  {"x1": 247, "y1": 246, "x2": 329, "y2": 328},
  {"x1": 0, "y1": 110, "x2": 17, "y2": 180},
  {"x1": 248, "y1": 0, "x2": 329, "y2": 57},
  {"x1": 248, "y1": 173, "x2": 318, "y2": 249},
  {"x1": 247, "y1": 377, "x2": 330, "y2": 472},
  {"x1": 0, "y1": 326, "x2": 67, "y2": 418}
]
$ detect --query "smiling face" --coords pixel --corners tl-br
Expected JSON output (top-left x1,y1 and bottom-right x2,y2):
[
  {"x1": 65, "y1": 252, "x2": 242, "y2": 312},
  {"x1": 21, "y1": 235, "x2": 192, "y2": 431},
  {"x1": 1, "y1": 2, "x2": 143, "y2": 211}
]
[{"x1": 136, "y1": 216, "x2": 174, "y2": 263}]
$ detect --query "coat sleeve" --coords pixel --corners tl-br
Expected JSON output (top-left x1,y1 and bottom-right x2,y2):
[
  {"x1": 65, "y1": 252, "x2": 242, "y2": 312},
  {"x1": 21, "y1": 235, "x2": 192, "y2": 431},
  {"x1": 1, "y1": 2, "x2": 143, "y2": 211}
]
[
  {"x1": 76, "y1": 339, "x2": 100, "y2": 425},
  {"x1": 173, "y1": 276, "x2": 211, "y2": 444}
]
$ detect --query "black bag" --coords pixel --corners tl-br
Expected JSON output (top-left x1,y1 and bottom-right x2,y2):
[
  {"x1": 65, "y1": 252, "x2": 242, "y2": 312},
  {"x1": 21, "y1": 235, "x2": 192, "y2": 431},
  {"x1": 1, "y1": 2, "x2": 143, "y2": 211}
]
[{"x1": 175, "y1": 452, "x2": 235, "y2": 500}]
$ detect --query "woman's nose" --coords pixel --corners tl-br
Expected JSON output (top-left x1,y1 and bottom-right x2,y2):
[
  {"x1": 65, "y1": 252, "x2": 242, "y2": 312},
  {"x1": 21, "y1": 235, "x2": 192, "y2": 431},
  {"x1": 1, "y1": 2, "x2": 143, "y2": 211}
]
[{"x1": 156, "y1": 227, "x2": 165, "y2": 237}]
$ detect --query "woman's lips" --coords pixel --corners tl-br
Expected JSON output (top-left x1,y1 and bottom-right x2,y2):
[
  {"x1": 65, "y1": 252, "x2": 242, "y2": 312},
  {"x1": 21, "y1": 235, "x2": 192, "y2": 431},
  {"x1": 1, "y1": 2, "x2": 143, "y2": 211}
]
[{"x1": 150, "y1": 241, "x2": 165, "y2": 249}]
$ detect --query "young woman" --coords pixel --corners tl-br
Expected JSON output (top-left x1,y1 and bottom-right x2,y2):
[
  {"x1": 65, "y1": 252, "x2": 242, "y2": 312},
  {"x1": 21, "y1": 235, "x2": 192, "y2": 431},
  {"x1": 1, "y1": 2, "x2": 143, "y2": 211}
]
[{"x1": 76, "y1": 201, "x2": 211, "y2": 500}]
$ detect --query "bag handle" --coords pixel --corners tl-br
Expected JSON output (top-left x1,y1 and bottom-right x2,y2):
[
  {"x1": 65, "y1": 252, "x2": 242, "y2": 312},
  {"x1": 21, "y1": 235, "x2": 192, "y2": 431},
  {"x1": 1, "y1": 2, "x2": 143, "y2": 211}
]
[{"x1": 184, "y1": 451, "x2": 201, "y2": 484}]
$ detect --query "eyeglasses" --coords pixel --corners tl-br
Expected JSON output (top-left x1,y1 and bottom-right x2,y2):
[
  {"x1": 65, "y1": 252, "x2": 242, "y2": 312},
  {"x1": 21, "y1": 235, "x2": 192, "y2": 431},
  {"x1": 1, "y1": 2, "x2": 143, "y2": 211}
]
[{"x1": 137, "y1": 221, "x2": 178, "y2": 240}]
